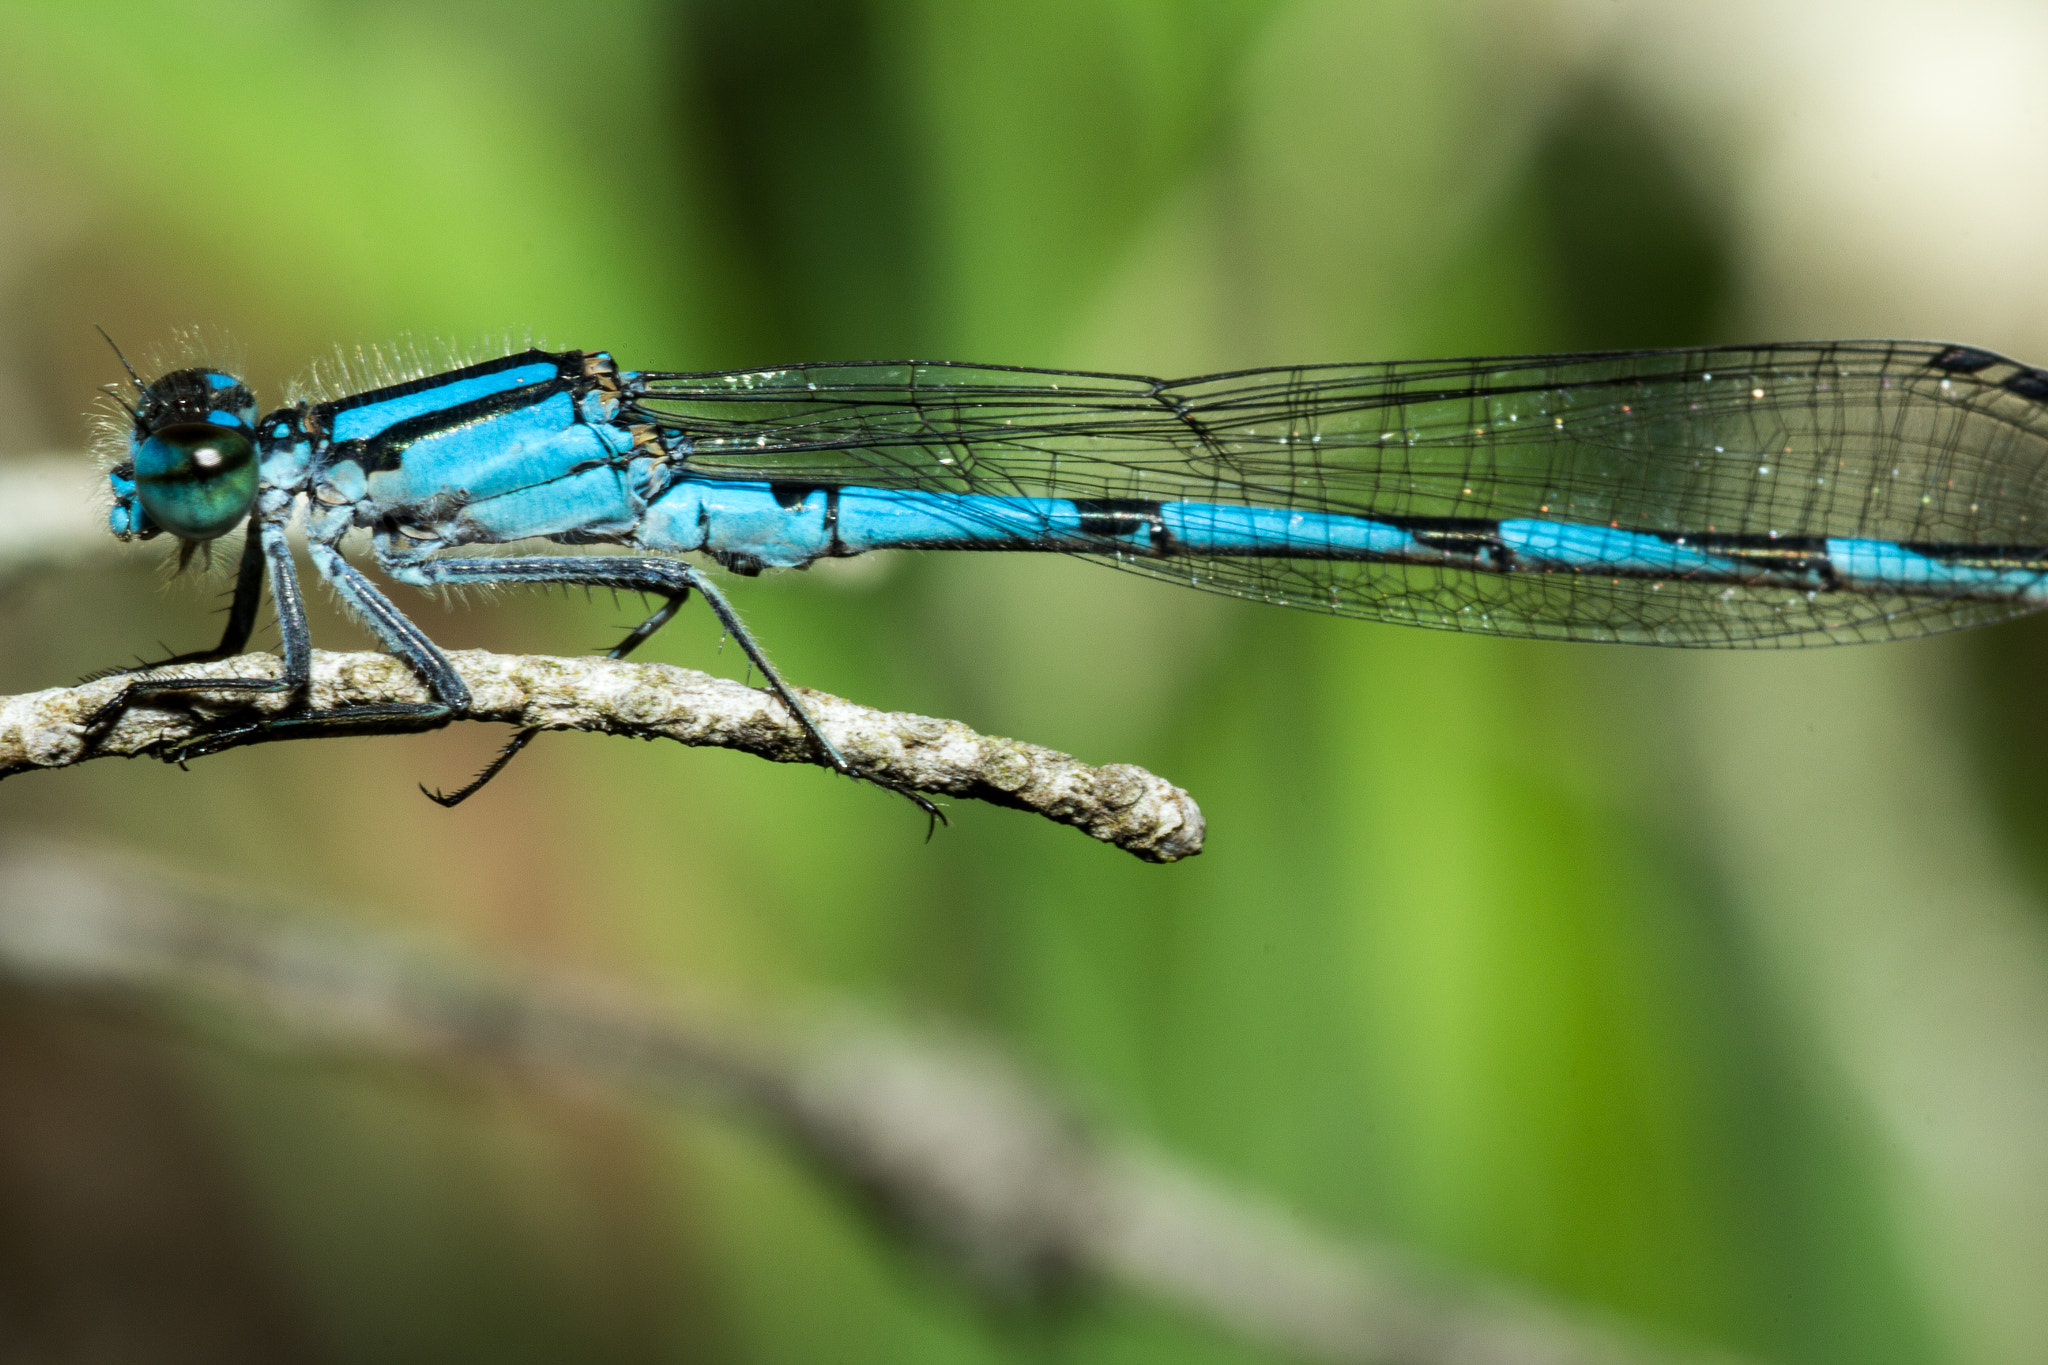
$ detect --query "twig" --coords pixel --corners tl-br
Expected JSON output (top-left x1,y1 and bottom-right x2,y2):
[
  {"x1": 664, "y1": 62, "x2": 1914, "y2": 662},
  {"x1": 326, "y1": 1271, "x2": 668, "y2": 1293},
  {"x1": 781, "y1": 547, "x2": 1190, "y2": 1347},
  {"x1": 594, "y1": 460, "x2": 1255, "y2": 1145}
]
[
  {"x1": 0, "y1": 846, "x2": 1748, "y2": 1365},
  {"x1": 0, "y1": 650, "x2": 1204, "y2": 862}
]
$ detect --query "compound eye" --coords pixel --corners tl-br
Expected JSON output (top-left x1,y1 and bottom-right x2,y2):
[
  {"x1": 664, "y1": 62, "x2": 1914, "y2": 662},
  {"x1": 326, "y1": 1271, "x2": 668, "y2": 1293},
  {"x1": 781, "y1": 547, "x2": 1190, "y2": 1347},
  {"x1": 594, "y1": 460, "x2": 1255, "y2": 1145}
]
[{"x1": 133, "y1": 422, "x2": 259, "y2": 541}]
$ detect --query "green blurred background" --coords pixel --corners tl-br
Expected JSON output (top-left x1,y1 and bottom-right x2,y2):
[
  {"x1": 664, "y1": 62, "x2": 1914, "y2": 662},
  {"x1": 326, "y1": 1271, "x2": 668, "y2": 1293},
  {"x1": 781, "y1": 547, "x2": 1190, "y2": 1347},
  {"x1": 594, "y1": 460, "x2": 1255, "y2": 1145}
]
[{"x1": 3, "y1": 2, "x2": 2048, "y2": 1362}]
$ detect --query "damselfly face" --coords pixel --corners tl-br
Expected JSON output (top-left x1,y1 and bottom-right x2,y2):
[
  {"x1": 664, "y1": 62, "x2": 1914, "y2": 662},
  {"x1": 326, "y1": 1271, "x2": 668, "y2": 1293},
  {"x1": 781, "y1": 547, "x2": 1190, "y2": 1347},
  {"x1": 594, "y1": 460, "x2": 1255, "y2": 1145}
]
[{"x1": 109, "y1": 367, "x2": 260, "y2": 542}]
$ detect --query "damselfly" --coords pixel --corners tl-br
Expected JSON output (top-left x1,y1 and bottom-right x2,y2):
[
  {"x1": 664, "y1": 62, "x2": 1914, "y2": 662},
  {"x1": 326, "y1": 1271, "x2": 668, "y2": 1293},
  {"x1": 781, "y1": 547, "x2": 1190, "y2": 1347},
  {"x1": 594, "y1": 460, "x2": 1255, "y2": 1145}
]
[{"x1": 92, "y1": 339, "x2": 2048, "y2": 806}]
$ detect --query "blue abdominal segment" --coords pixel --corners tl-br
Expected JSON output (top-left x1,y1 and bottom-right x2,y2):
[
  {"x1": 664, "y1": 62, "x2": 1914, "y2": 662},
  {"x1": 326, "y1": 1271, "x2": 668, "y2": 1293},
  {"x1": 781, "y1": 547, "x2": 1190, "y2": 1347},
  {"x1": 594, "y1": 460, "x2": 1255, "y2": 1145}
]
[{"x1": 1827, "y1": 538, "x2": 2048, "y2": 601}]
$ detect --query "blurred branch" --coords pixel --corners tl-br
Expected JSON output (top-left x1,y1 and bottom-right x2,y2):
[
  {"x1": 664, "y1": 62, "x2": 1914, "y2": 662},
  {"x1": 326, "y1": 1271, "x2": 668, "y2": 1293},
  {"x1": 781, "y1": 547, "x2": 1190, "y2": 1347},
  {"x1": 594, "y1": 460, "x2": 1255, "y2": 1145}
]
[
  {"x1": 0, "y1": 846, "x2": 1747, "y2": 1365},
  {"x1": 0, "y1": 650, "x2": 1204, "y2": 862},
  {"x1": 0, "y1": 458, "x2": 109, "y2": 575}
]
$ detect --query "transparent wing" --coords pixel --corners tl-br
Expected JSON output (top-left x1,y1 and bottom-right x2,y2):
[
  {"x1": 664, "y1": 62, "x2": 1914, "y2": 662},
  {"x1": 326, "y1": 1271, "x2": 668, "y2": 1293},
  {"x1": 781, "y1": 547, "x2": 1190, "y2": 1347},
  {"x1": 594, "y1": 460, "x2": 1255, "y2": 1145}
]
[{"x1": 626, "y1": 342, "x2": 2048, "y2": 645}]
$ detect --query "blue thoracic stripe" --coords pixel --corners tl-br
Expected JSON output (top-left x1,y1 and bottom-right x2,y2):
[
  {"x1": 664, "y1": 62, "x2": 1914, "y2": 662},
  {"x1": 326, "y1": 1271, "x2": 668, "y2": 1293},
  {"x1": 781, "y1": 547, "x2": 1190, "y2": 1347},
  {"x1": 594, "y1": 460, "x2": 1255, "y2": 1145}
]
[
  {"x1": 361, "y1": 388, "x2": 618, "y2": 509},
  {"x1": 327, "y1": 356, "x2": 562, "y2": 443}
]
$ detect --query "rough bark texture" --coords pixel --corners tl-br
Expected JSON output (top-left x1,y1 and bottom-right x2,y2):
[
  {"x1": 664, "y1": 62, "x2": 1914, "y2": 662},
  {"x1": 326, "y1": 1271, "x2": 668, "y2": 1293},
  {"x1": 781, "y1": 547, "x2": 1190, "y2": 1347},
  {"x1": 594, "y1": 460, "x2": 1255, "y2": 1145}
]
[{"x1": 0, "y1": 650, "x2": 1205, "y2": 862}]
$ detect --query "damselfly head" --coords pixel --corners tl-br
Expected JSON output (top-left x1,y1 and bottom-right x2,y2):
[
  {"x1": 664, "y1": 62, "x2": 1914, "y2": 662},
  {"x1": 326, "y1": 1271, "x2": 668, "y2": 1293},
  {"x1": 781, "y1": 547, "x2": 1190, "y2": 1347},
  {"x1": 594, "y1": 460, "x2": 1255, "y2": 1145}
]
[{"x1": 107, "y1": 367, "x2": 260, "y2": 543}]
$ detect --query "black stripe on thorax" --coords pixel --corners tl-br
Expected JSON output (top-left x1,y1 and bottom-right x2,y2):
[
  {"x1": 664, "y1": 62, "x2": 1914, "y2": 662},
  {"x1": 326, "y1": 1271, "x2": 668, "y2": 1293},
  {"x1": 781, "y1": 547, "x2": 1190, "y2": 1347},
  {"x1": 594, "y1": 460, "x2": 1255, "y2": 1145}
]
[
  {"x1": 336, "y1": 377, "x2": 576, "y2": 475},
  {"x1": 317, "y1": 349, "x2": 574, "y2": 419}
]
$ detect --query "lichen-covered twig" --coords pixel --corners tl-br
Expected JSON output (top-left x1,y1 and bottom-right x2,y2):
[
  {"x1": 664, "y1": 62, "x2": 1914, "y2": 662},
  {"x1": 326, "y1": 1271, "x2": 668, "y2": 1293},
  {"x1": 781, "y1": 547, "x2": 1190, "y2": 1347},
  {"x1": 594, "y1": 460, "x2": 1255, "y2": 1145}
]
[{"x1": 0, "y1": 649, "x2": 1204, "y2": 861}]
